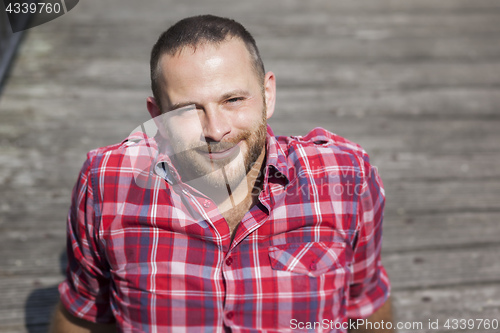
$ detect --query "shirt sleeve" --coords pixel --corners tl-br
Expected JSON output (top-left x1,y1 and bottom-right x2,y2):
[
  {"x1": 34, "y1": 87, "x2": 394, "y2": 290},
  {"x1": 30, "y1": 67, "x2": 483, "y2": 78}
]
[
  {"x1": 58, "y1": 154, "x2": 115, "y2": 323},
  {"x1": 347, "y1": 164, "x2": 391, "y2": 318}
]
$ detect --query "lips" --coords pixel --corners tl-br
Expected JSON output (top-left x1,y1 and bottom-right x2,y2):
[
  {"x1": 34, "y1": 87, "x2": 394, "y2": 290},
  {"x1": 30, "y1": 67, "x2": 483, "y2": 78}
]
[{"x1": 200, "y1": 143, "x2": 241, "y2": 161}]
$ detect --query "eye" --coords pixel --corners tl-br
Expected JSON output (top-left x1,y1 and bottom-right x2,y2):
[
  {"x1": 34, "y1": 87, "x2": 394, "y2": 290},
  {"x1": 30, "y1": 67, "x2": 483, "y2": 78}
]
[{"x1": 226, "y1": 97, "x2": 244, "y2": 104}]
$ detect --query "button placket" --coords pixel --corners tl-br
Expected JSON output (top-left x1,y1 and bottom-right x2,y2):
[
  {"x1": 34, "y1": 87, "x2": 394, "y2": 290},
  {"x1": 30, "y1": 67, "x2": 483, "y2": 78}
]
[{"x1": 222, "y1": 253, "x2": 236, "y2": 325}]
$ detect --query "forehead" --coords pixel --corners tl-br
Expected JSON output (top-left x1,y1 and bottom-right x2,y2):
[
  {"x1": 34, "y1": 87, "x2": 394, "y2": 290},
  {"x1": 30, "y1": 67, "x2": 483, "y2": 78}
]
[
  {"x1": 170, "y1": 37, "x2": 251, "y2": 60},
  {"x1": 159, "y1": 38, "x2": 256, "y2": 84}
]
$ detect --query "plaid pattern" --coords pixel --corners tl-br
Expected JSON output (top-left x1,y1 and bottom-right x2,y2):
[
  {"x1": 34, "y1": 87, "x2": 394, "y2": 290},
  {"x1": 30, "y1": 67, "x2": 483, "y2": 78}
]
[{"x1": 59, "y1": 125, "x2": 390, "y2": 332}]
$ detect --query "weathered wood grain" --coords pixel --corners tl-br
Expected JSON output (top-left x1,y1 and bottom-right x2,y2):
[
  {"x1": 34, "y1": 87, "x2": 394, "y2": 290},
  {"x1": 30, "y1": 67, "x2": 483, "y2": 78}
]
[
  {"x1": 0, "y1": 276, "x2": 61, "y2": 325},
  {"x1": 260, "y1": 37, "x2": 500, "y2": 62},
  {"x1": 394, "y1": 284, "x2": 500, "y2": 333},
  {"x1": 384, "y1": 244, "x2": 500, "y2": 291},
  {"x1": 249, "y1": 13, "x2": 500, "y2": 39},
  {"x1": 273, "y1": 62, "x2": 500, "y2": 90},
  {"x1": 275, "y1": 88, "x2": 500, "y2": 117},
  {"x1": 1, "y1": 0, "x2": 499, "y2": 332},
  {"x1": 383, "y1": 212, "x2": 500, "y2": 253}
]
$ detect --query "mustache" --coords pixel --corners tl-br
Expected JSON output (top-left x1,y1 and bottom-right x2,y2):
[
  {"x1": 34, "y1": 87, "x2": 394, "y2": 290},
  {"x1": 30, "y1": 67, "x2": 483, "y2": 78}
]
[
  {"x1": 195, "y1": 142, "x2": 238, "y2": 154},
  {"x1": 167, "y1": 141, "x2": 241, "y2": 182},
  {"x1": 190, "y1": 131, "x2": 252, "y2": 153}
]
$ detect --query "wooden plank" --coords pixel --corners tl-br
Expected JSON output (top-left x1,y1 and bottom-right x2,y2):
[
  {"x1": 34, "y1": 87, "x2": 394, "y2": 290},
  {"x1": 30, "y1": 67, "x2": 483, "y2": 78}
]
[
  {"x1": 7, "y1": 58, "x2": 150, "y2": 90},
  {"x1": 384, "y1": 179, "x2": 500, "y2": 215},
  {"x1": 270, "y1": 116, "x2": 500, "y2": 159},
  {"x1": 260, "y1": 36, "x2": 500, "y2": 62},
  {"x1": 382, "y1": 212, "x2": 500, "y2": 252},
  {"x1": 39, "y1": 0, "x2": 500, "y2": 30},
  {"x1": 248, "y1": 13, "x2": 500, "y2": 39},
  {"x1": 0, "y1": 243, "x2": 64, "y2": 277},
  {"x1": 0, "y1": 276, "x2": 61, "y2": 327},
  {"x1": 86, "y1": 0, "x2": 500, "y2": 20},
  {"x1": 383, "y1": 244, "x2": 500, "y2": 290},
  {"x1": 394, "y1": 284, "x2": 500, "y2": 333},
  {"x1": 271, "y1": 62, "x2": 500, "y2": 90},
  {"x1": 274, "y1": 88, "x2": 500, "y2": 117},
  {"x1": 235, "y1": 0, "x2": 500, "y2": 14},
  {"x1": 371, "y1": 152, "x2": 500, "y2": 182}
]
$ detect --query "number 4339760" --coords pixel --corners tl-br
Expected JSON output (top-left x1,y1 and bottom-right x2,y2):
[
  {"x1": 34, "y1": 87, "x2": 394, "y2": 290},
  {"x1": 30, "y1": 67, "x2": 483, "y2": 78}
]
[
  {"x1": 5, "y1": 2, "x2": 63, "y2": 14},
  {"x1": 444, "y1": 318, "x2": 498, "y2": 330}
]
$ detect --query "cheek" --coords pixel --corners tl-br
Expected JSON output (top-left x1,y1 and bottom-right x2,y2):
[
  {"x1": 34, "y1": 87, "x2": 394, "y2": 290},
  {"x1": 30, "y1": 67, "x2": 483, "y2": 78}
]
[
  {"x1": 233, "y1": 104, "x2": 266, "y2": 129},
  {"x1": 165, "y1": 116, "x2": 203, "y2": 144}
]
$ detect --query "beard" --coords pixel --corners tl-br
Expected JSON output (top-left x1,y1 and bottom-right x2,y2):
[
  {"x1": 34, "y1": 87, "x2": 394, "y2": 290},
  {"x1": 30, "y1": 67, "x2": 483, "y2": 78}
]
[{"x1": 168, "y1": 107, "x2": 267, "y2": 191}]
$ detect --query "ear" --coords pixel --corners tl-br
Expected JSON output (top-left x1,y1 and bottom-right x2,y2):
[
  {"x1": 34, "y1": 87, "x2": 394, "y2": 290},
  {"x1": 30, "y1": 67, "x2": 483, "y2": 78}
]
[
  {"x1": 146, "y1": 96, "x2": 169, "y2": 139},
  {"x1": 263, "y1": 71, "x2": 276, "y2": 120},
  {"x1": 147, "y1": 96, "x2": 162, "y2": 118}
]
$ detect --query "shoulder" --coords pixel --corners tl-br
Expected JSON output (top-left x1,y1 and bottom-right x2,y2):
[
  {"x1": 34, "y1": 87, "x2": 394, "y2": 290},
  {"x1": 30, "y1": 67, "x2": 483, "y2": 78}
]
[
  {"x1": 275, "y1": 127, "x2": 372, "y2": 176},
  {"x1": 82, "y1": 132, "x2": 158, "y2": 178}
]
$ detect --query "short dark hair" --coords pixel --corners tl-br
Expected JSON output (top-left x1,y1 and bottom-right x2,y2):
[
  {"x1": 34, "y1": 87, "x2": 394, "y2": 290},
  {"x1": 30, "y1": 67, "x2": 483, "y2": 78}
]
[{"x1": 150, "y1": 15, "x2": 265, "y2": 110}]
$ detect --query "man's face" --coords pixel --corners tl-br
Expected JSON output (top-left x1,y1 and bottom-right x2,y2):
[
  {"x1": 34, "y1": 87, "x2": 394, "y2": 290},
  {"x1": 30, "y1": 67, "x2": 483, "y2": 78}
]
[{"x1": 152, "y1": 38, "x2": 275, "y2": 190}]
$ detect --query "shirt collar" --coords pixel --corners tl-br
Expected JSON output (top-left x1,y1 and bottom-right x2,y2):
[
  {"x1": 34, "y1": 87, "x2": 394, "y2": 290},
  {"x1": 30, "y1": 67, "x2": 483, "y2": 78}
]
[
  {"x1": 264, "y1": 125, "x2": 290, "y2": 186},
  {"x1": 154, "y1": 137, "x2": 180, "y2": 185}
]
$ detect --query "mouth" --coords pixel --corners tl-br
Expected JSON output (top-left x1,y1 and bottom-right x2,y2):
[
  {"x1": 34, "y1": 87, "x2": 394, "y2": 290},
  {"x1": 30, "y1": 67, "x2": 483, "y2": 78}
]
[{"x1": 199, "y1": 142, "x2": 241, "y2": 161}]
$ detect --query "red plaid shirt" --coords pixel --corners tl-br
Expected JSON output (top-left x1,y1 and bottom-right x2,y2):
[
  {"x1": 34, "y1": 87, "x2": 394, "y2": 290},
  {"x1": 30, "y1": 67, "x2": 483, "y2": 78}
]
[{"x1": 59, "y1": 126, "x2": 390, "y2": 332}]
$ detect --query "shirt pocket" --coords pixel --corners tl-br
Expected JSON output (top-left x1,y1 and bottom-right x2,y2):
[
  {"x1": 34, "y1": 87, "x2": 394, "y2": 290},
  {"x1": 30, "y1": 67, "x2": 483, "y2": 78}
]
[{"x1": 268, "y1": 241, "x2": 350, "y2": 278}]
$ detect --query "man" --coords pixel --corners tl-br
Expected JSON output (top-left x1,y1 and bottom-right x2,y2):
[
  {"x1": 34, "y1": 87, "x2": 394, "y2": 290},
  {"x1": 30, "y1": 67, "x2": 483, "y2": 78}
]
[{"x1": 51, "y1": 15, "x2": 392, "y2": 332}]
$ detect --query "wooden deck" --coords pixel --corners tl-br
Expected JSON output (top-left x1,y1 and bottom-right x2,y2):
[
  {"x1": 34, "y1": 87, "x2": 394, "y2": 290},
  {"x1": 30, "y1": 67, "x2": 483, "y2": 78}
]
[{"x1": 1, "y1": 0, "x2": 499, "y2": 332}]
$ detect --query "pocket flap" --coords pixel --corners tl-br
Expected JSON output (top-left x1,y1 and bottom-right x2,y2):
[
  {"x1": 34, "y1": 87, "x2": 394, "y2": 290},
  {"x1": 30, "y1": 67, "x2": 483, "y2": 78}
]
[{"x1": 268, "y1": 242, "x2": 349, "y2": 278}]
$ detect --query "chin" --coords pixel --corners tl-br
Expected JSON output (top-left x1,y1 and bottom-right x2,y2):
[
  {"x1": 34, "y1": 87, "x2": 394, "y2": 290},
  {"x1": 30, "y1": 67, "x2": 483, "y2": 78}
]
[
  {"x1": 206, "y1": 157, "x2": 248, "y2": 187},
  {"x1": 178, "y1": 149, "x2": 244, "y2": 186}
]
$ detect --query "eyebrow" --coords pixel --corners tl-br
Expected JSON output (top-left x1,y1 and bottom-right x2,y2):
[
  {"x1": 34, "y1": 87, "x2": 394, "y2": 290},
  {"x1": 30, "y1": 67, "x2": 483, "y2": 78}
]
[
  {"x1": 168, "y1": 102, "x2": 197, "y2": 111},
  {"x1": 220, "y1": 89, "x2": 251, "y2": 101},
  {"x1": 167, "y1": 90, "x2": 251, "y2": 111}
]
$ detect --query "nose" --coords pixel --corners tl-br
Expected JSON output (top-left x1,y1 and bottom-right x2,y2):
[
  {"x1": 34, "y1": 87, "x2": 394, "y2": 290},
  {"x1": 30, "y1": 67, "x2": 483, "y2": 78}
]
[{"x1": 201, "y1": 105, "x2": 231, "y2": 142}]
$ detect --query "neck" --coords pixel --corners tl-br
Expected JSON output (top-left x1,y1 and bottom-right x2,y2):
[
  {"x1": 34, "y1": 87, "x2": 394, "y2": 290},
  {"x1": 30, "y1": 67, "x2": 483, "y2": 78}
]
[{"x1": 216, "y1": 148, "x2": 266, "y2": 214}]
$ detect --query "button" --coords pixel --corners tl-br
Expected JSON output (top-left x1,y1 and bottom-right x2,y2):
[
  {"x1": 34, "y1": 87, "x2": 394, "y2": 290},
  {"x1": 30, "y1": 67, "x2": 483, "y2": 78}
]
[
  {"x1": 310, "y1": 262, "x2": 317, "y2": 271},
  {"x1": 203, "y1": 200, "x2": 211, "y2": 208},
  {"x1": 226, "y1": 311, "x2": 235, "y2": 320},
  {"x1": 225, "y1": 257, "x2": 233, "y2": 266}
]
